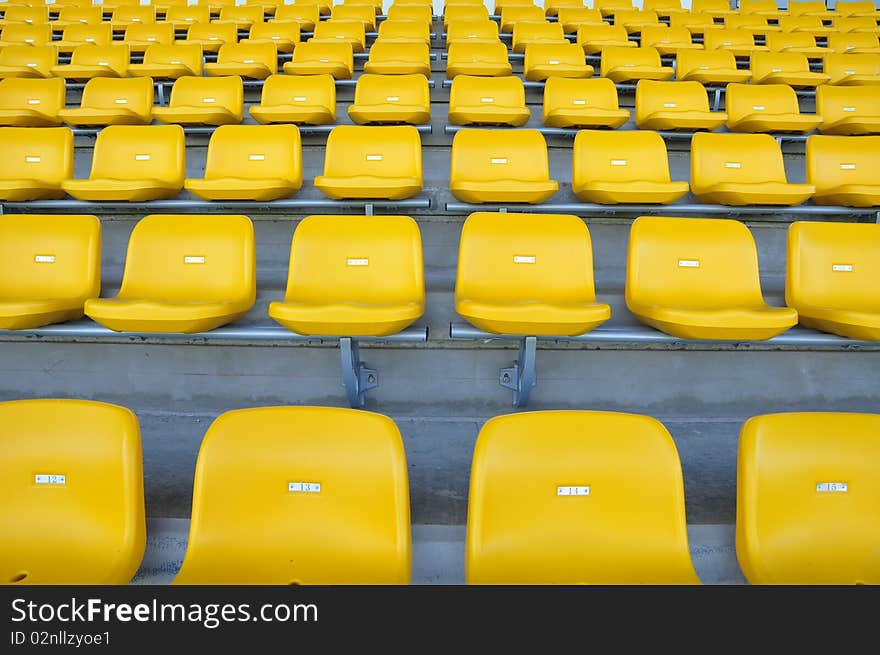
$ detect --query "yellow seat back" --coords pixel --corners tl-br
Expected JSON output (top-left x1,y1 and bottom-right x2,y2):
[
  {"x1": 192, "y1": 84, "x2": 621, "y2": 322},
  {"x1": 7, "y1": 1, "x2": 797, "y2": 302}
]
[
  {"x1": 500, "y1": 6, "x2": 546, "y2": 30},
  {"x1": 789, "y1": 0, "x2": 831, "y2": 16},
  {"x1": 69, "y1": 44, "x2": 129, "y2": 73},
  {"x1": 124, "y1": 22, "x2": 175, "y2": 46},
  {"x1": 117, "y1": 213, "x2": 255, "y2": 305},
  {"x1": 737, "y1": 412, "x2": 880, "y2": 584},
  {"x1": 60, "y1": 23, "x2": 113, "y2": 47},
  {"x1": 165, "y1": 5, "x2": 211, "y2": 26},
  {"x1": 54, "y1": 6, "x2": 102, "y2": 25},
  {"x1": 377, "y1": 19, "x2": 431, "y2": 43},
  {"x1": 693, "y1": 0, "x2": 732, "y2": 12},
  {"x1": 330, "y1": 3, "x2": 375, "y2": 28},
  {"x1": 766, "y1": 31, "x2": 821, "y2": 52},
  {"x1": 447, "y1": 40, "x2": 508, "y2": 66},
  {"x1": 444, "y1": 5, "x2": 490, "y2": 27},
  {"x1": 691, "y1": 132, "x2": 789, "y2": 188},
  {"x1": 455, "y1": 212, "x2": 600, "y2": 310},
  {"x1": 283, "y1": 214, "x2": 424, "y2": 312},
  {"x1": 829, "y1": 32, "x2": 880, "y2": 53},
  {"x1": 574, "y1": 129, "x2": 675, "y2": 185},
  {"x1": 779, "y1": 15, "x2": 827, "y2": 32},
  {"x1": 445, "y1": 19, "x2": 499, "y2": 45},
  {"x1": 142, "y1": 43, "x2": 204, "y2": 75},
  {"x1": 578, "y1": 24, "x2": 631, "y2": 46},
  {"x1": 0, "y1": 24, "x2": 52, "y2": 47},
  {"x1": 450, "y1": 128, "x2": 552, "y2": 185},
  {"x1": 836, "y1": 1, "x2": 878, "y2": 16},
  {"x1": 386, "y1": 5, "x2": 433, "y2": 23},
  {"x1": 524, "y1": 41, "x2": 585, "y2": 68},
  {"x1": 786, "y1": 220, "x2": 880, "y2": 314},
  {"x1": 322, "y1": 125, "x2": 422, "y2": 183},
  {"x1": 0, "y1": 213, "x2": 100, "y2": 306},
  {"x1": 751, "y1": 51, "x2": 812, "y2": 78},
  {"x1": 111, "y1": 6, "x2": 157, "y2": 24},
  {"x1": 595, "y1": 0, "x2": 635, "y2": 14},
  {"x1": 626, "y1": 216, "x2": 768, "y2": 311},
  {"x1": 313, "y1": 18, "x2": 365, "y2": 45},
  {"x1": 677, "y1": 48, "x2": 740, "y2": 75},
  {"x1": 353, "y1": 71, "x2": 429, "y2": 107},
  {"x1": 641, "y1": 25, "x2": 695, "y2": 49},
  {"x1": 512, "y1": 20, "x2": 565, "y2": 42},
  {"x1": 704, "y1": 28, "x2": 759, "y2": 51},
  {"x1": 806, "y1": 134, "x2": 880, "y2": 196},
  {"x1": 202, "y1": 124, "x2": 301, "y2": 186},
  {"x1": 740, "y1": 0, "x2": 779, "y2": 14},
  {"x1": 216, "y1": 41, "x2": 277, "y2": 69},
  {"x1": 2, "y1": 6, "x2": 48, "y2": 25},
  {"x1": 725, "y1": 14, "x2": 772, "y2": 30},
  {"x1": 216, "y1": 5, "x2": 263, "y2": 23},
  {"x1": 174, "y1": 406, "x2": 411, "y2": 584},
  {"x1": 78, "y1": 76, "x2": 154, "y2": 113},
  {"x1": 670, "y1": 11, "x2": 715, "y2": 30},
  {"x1": 0, "y1": 44, "x2": 56, "y2": 77},
  {"x1": 0, "y1": 126, "x2": 72, "y2": 188},
  {"x1": 636, "y1": 79, "x2": 711, "y2": 117},
  {"x1": 167, "y1": 74, "x2": 242, "y2": 115},
  {"x1": 816, "y1": 84, "x2": 879, "y2": 130},
  {"x1": 726, "y1": 82, "x2": 801, "y2": 122},
  {"x1": 451, "y1": 74, "x2": 525, "y2": 108},
  {"x1": 367, "y1": 40, "x2": 430, "y2": 64},
  {"x1": 557, "y1": 7, "x2": 604, "y2": 29},
  {"x1": 273, "y1": 4, "x2": 320, "y2": 26},
  {"x1": 260, "y1": 72, "x2": 335, "y2": 110},
  {"x1": 466, "y1": 410, "x2": 698, "y2": 584},
  {"x1": 835, "y1": 16, "x2": 880, "y2": 31},
  {"x1": 88, "y1": 124, "x2": 185, "y2": 187},
  {"x1": 0, "y1": 399, "x2": 145, "y2": 585},
  {"x1": 645, "y1": 0, "x2": 684, "y2": 12},
  {"x1": 184, "y1": 21, "x2": 238, "y2": 44},
  {"x1": 601, "y1": 43, "x2": 661, "y2": 73},
  {"x1": 825, "y1": 52, "x2": 880, "y2": 79},
  {"x1": 543, "y1": 77, "x2": 622, "y2": 120},
  {"x1": 290, "y1": 40, "x2": 353, "y2": 68},
  {"x1": 0, "y1": 77, "x2": 65, "y2": 115},
  {"x1": 614, "y1": 8, "x2": 659, "y2": 26}
]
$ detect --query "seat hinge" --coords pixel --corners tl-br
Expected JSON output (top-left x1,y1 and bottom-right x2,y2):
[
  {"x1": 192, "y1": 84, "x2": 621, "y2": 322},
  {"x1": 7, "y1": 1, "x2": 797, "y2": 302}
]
[{"x1": 499, "y1": 336, "x2": 537, "y2": 408}]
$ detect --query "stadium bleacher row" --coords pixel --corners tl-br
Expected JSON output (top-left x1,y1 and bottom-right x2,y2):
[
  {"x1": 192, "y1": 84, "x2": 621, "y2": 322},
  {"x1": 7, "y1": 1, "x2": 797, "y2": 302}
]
[
  {"x1": 2, "y1": 398, "x2": 877, "y2": 585},
  {"x1": 1, "y1": 0, "x2": 879, "y2": 586}
]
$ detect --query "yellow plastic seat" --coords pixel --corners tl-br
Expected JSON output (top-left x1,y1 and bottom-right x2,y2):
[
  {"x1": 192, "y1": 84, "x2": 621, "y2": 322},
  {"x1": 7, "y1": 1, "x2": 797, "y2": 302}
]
[
  {"x1": 444, "y1": 5, "x2": 490, "y2": 30},
  {"x1": 511, "y1": 21, "x2": 566, "y2": 53},
  {"x1": 557, "y1": 8, "x2": 604, "y2": 34},
  {"x1": 0, "y1": 24, "x2": 52, "y2": 52},
  {"x1": 330, "y1": 3, "x2": 375, "y2": 30},
  {"x1": 205, "y1": 42, "x2": 277, "y2": 79},
  {"x1": 54, "y1": 23, "x2": 113, "y2": 54},
  {"x1": 523, "y1": 42, "x2": 594, "y2": 81},
  {"x1": 669, "y1": 11, "x2": 716, "y2": 36},
  {"x1": 342, "y1": 0, "x2": 382, "y2": 14},
  {"x1": 164, "y1": 5, "x2": 211, "y2": 30},
  {"x1": 109, "y1": 6, "x2": 156, "y2": 32},
  {"x1": 723, "y1": 14, "x2": 781, "y2": 36},
  {"x1": 152, "y1": 75, "x2": 242, "y2": 126},
  {"x1": 312, "y1": 19, "x2": 366, "y2": 53},
  {"x1": 595, "y1": 0, "x2": 634, "y2": 18},
  {"x1": 386, "y1": 5, "x2": 433, "y2": 25},
  {"x1": 789, "y1": 1, "x2": 835, "y2": 17},
  {"x1": 123, "y1": 22, "x2": 175, "y2": 54},
  {"x1": 691, "y1": 132, "x2": 815, "y2": 206},
  {"x1": 172, "y1": 406, "x2": 411, "y2": 585},
  {"x1": 736, "y1": 412, "x2": 880, "y2": 584},
  {"x1": 545, "y1": 0, "x2": 588, "y2": 16},
  {"x1": 449, "y1": 74, "x2": 529, "y2": 127},
  {"x1": 62, "y1": 125, "x2": 186, "y2": 202},
  {"x1": 817, "y1": 84, "x2": 880, "y2": 135},
  {"x1": 572, "y1": 129, "x2": 687, "y2": 204},
  {"x1": 450, "y1": 129, "x2": 558, "y2": 204},
  {"x1": 0, "y1": 77, "x2": 64, "y2": 127},
  {"x1": 348, "y1": 73, "x2": 430, "y2": 125},
  {"x1": 825, "y1": 53, "x2": 880, "y2": 85},
  {"x1": 829, "y1": 32, "x2": 880, "y2": 54},
  {"x1": 542, "y1": 76, "x2": 630, "y2": 129},
  {"x1": 834, "y1": 16, "x2": 880, "y2": 34},
  {"x1": 725, "y1": 83, "x2": 821, "y2": 134},
  {"x1": 282, "y1": 40, "x2": 353, "y2": 78},
  {"x1": 787, "y1": 221, "x2": 880, "y2": 339},
  {"x1": 500, "y1": 7, "x2": 546, "y2": 34},
  {"x1": 467, "y1": 411, "x2": 700, "y2": 585},
  {"x1": 635, "y1": 80, "x2": 726, "y2": 131},
  {"x1": 128, "y1": 43, "x2": 204, "y2": 79},
  {"x1": 249, "y1": 73, "x2": 335, "y2": 124},
  {"x1": 645, "y1": 0, "x2": 687, "y2": 18},
  {"x1": 601, "y1": 45, "x2": 673, "y2": 83},
  {"x1": 577, "y1": 25, "x2": 636, "y2": 55},
  {"x1": 676, "y1": 49, "x2": 753, "y2": 85},
  {"x1": 85, "y1": 213, "x2": 254, "y2": 333},
  {"x1": 751, "y1": 51, "x2": 830, "y2": 87},
  {"x1": 445, "y1": 19, "x2": 499, "y2": 48},
  {"x1": 363, "y1": 41, "x2": 430, "y2": 76},
  {"x1": 58, "y1": 77, "x2": 153, "y2": 127},
  {"x1": 703, "y1": 29, "x2": 770, "y2": 58},
  {"x1": 779, "y1": 15, "x2": 832, "y2": 36},
  {"x1": 314, "y1": 125, "x2": 422, "y2": 200},
  {"x1": 50, "y1": 5, "x2": 102, "y2": 29},
  {"x1": 613, "y1": 9, "x2": 661, "y2": 34},
  {"x1": 0, "y1": 44, "x2": 55, "y2": 78},
  {"x1": 766, "y1": 31, "x2": 829, "y2": 57},
  {"x1": 640, "y1": 25, "x2": 703, "y2": 56},
  {"x1": 269, "y1": 215, "x2": 424, "y2": 337},
  {"x1": 214, "y1": 5, "x2": 262, "y2": 29},
  {"x1": 836, "y1": 1, "x2": 880, "y2": 18},
  {"x1": 740, "y1": 0, "x2": 785, "y2": 18},
  {"x1": 100, "y1": 0, "x2": 142, "y2": 10},
  {"x1": 376, "y1": 19, "x2": 431, "y2": 45},
  {"x1": 0, "y1": 214, "x2": 101, "y2": 329},
  {"x1": 0, "y1": 399, "x2": 145, "y2": 585},
  {"x1": 0, "y1": 127, "x2": 72, "y2": 201},
  {"x1": 0, "y1": 6, "x2": 47, "y2": 28},
  {"x1": 455, "y1": 212, "x2": 611, "y2": 336},
  {"x1": 51, "y1": 44, "x2": 129, "y2": 80},
  {"x1": 272, "y1": 4, "x2": 319, "y2": 31},
  {"x1": 240, "y1": 20, "x2": 299, "y2": 53},
  {"x1": 626, "y1": 216, "x2": 798, "y2": 340},
  {"x1": 184, "y1": 124, "x2": 301, "y2": 201},
  {"x1": 177, "y1": 21, "x2": 237, "y2": 53},
  {"x1": 806, "y1": 135, "x2": 880, "y2": 207},
  {"x1": 446, "y1": 41, "x2": 511, "y2": 78},
  {"x1": 693, "y1": 0, "x2": 735, "y2": 17}
]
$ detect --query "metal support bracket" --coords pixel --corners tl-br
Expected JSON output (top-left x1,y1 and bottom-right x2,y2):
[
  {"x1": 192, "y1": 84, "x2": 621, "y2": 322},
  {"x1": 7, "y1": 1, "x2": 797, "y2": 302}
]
[
  {"x1": 339, "y1": 337, "x2": 379, "y2": 408},
  {"x1": 365, "y1": 202, "x2": 374, "y2": 216},
  {"x1": 499, "y1": 336, "x2": 537, "y2": 408}
]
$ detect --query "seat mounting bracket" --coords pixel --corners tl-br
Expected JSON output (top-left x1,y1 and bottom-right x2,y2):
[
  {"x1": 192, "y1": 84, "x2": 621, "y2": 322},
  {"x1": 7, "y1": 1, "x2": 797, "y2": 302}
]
[
  {"x1": 339, "y1": 337, "x2": 379, "y2": 408},
  {"x1": 499, "y1": 336, "x2": 537, "y2": 408}
]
